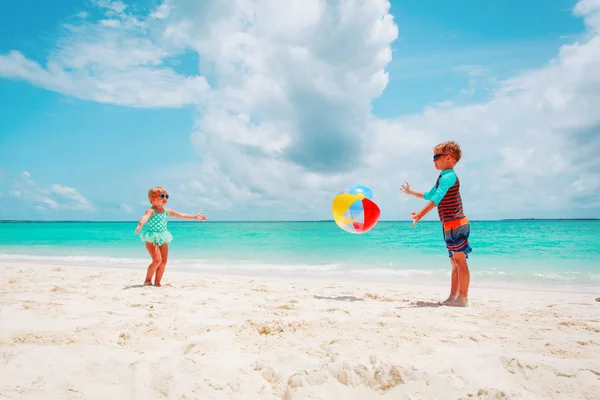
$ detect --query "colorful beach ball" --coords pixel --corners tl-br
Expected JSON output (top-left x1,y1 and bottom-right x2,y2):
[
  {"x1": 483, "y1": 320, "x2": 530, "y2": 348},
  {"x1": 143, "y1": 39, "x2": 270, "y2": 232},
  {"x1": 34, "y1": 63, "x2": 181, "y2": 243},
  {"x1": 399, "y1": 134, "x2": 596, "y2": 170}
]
[{"x1": 331, "y1": 185, "x2": 381, "y2": 234}]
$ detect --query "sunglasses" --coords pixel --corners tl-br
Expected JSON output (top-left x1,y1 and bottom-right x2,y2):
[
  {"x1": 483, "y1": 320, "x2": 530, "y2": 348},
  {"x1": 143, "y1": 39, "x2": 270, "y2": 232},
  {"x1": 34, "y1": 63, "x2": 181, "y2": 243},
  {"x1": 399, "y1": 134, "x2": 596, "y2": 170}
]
[
  {"x1": 433, "y1": 154, "x2": 448, "y2": 161},
  {"x1": 158, "y1": 194, "x2": 169, "y2": 199}
]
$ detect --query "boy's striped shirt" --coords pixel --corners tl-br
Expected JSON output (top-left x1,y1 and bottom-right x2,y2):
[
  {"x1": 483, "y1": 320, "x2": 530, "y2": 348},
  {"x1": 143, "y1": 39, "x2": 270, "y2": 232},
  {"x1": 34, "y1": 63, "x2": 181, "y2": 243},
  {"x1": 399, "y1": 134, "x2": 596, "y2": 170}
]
[{"x1": 423, "y1": 169, "x2": 466, "y2": 224}]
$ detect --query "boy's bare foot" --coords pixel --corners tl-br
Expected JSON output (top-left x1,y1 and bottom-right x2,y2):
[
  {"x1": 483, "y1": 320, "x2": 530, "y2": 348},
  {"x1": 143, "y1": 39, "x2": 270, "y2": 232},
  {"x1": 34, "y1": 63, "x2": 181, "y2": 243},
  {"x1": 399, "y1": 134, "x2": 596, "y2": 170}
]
[
  {"x1": 143, "y1": 281, "x2": 153, "y2": 286},
  {"x1": 447, "y1": 296, "x2": 468, "y2": 307},
  {"x1": 440, "y1": 294, "x2": 458, "y2": 306}
]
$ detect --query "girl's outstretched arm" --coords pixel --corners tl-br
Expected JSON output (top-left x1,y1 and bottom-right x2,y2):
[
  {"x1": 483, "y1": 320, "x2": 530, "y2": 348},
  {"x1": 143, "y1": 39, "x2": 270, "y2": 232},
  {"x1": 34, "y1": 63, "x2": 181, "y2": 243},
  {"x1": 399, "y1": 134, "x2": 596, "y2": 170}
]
[
  {"x1": 167, "y1": 209, "x2": 207, "y2": 221},
  {"x1": 134, "y1": 209, "x2": 154, "y2": 234}
]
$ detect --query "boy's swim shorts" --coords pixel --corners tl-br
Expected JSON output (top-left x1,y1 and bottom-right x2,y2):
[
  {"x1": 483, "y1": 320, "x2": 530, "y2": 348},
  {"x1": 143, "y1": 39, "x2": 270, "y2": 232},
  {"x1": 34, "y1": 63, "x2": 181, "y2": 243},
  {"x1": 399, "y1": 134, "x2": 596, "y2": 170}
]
[{"x1": 442, "y1": 217, "x2": 472, "y2": 258}]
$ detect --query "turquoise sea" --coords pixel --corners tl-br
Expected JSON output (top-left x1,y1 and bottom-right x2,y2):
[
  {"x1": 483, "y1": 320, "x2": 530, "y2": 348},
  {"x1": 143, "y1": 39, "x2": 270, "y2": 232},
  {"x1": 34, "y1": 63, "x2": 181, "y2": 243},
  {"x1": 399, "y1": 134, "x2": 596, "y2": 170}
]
[{"x1": 1, "y1": 220, "x2": 599, "y2": 288}]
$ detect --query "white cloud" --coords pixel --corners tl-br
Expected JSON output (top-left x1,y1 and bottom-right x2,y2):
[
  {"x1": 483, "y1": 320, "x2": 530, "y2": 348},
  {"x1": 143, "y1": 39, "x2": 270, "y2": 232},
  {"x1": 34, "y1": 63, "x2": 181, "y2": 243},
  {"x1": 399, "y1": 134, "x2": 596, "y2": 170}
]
[
  {"x1": 0, "y1": 1, "x2": 210, "y2": 108},
  {"x1": 2, "y1": 0, "x2": 600, "y2": 219},
  {"x1": 95, "y1": 0, "x2": 128, "y2": 15},
  {"x1": 180, "y1": 0, "x2": 600, "y2": 219},
  {"x1": 157, "y1": 0, "x2": 403, "y2": 219},
  {"x1": 150, "y1": 3, "x2": 171, "y2": 20},
  {"x1": 4, "y1": 172, "x2": 95, "y2": 213},
  {"x1": 51, "y1": 184, "x2": 95, "y2": 211},
  {"x1": 120, "y1": 203, "x2": 133, "y2": 213},
  {"x1": 40, "y1": 197, "x2": 59, "y2": 209}
]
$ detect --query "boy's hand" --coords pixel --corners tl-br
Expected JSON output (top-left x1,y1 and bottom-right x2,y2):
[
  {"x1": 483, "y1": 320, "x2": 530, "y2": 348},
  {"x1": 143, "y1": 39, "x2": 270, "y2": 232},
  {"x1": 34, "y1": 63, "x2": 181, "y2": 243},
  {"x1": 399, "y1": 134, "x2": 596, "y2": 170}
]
[
  {"x1": 400, "y1": 181, "x2": 410, "y2": 194},
  {"x1": 410, "y1": 202, "x2": 434, "y2": 227},
  {"x1": 410, "y1": 211, "x2": 422, "y2": 227}
]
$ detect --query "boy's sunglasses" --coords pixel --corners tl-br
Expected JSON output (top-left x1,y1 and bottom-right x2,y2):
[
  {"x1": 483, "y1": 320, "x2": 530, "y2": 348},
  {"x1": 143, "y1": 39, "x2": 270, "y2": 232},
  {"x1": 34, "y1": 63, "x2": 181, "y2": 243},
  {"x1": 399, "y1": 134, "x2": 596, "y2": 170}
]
[
  {"x1": 159, "y1": 194, "x2": 169, "y2": 199},
  {"x1": 433, "y1": 154, "x2": 448, "y2": 161}
]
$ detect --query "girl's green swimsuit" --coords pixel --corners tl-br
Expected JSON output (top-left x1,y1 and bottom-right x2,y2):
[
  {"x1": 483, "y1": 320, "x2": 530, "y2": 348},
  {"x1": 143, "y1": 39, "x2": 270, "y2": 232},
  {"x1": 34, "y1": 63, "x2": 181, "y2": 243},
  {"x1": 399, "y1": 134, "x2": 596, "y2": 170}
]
[{"x1": 140, "y1": 207, "x2": 173, "y2": 246}]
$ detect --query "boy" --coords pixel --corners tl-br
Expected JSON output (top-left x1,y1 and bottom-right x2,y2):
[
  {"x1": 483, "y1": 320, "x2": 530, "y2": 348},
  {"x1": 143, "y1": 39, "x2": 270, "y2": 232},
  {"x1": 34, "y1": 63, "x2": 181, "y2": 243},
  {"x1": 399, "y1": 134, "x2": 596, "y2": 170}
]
[{"x1": 400, "y1": 141, "x2": 472, "y2": 307}]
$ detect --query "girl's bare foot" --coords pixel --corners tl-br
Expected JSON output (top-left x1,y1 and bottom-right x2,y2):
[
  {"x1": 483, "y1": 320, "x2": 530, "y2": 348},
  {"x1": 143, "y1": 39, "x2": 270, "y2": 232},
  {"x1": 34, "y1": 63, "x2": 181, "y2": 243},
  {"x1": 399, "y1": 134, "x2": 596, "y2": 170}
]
[
  {"x1": 440, "y1": 294, "x2": 458, "y2": 306},
  {"x1": 447, "y1": 296, "x2": 468, "y2": 307},
  {"x1": 154, "y1": 282, "x2": 162, "y2": 287},
  {"x1": 143, "y1": 281, "x2": 153, "y2": 286}
]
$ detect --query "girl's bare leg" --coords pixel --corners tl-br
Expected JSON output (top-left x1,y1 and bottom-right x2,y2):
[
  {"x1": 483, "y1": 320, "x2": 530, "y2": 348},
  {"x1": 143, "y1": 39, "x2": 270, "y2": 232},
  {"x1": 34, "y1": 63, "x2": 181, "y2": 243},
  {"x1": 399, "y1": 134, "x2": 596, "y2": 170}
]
[
  {"x1": 154, "y1": 244, "x2": 169, "y2": 287},
  {"x1": 144, "y1": 242, "x2": 162, "y2": 285}
]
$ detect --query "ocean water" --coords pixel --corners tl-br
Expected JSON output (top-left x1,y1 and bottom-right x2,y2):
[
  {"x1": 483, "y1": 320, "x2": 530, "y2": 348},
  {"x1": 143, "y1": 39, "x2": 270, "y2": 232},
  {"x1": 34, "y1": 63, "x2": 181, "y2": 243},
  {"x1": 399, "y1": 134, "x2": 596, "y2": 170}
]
[{"x1": 1, "y1": 220, "x2": 599, "y2": 288}]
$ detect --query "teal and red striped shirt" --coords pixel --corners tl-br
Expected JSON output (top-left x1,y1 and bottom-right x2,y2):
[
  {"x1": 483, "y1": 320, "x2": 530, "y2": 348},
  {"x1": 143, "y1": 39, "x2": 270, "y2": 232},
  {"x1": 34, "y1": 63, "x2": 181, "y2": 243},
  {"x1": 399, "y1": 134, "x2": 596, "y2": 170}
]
[{"x1": 424, "y1": 169, "x2": 465, "y2": 224}]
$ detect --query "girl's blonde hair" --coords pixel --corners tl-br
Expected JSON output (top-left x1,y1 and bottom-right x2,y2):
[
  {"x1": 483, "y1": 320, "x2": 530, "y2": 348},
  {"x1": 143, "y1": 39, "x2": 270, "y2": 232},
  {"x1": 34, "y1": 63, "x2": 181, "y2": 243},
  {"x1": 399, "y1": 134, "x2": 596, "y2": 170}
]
[
  {"x1": 434, "y1": 141, "x2": 462, "y2": 163},
  {"x1": 148, "y1": 186, "x2": 167, "y2": 201}
]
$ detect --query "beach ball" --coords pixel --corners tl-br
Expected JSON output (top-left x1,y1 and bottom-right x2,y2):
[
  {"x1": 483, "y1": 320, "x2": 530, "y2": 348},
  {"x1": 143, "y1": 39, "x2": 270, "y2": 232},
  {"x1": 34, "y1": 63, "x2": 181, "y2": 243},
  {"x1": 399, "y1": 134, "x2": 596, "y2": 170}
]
[{"x1": 331, "y1": 185, "x2": 381, "y2": 234}]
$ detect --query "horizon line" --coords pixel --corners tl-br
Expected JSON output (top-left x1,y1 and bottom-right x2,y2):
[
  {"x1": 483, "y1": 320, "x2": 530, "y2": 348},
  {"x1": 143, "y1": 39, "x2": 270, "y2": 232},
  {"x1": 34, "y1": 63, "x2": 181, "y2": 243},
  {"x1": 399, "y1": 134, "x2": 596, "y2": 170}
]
[{"x1": 1, "y1": 218, "x2": 599, "y2": 223}]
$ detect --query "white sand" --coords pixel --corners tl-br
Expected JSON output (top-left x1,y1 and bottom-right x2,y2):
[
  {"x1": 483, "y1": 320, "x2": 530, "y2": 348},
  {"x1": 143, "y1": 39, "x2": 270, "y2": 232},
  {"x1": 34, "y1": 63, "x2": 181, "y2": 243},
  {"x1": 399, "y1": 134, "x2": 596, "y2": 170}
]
[{"x1": 1, "y1": 261, "x2": 599, "y2": 400}]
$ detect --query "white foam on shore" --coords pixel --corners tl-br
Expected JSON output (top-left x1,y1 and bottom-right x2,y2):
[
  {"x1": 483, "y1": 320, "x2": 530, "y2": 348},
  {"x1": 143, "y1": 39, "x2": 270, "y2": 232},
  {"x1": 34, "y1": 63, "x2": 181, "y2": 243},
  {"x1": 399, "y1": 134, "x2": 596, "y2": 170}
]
[{"x1": 1, "y1": 252, "x2": 599, "y2": 293}]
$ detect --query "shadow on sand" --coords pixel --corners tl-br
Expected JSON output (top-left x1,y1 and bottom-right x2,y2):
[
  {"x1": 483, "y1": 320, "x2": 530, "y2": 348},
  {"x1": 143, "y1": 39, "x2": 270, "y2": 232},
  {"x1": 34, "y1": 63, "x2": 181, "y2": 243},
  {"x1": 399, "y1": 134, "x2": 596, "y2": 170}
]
[
  {"x1": 314, "y1": 295, "x2": 364, "y2": 302},
  {"x1": 122, "y1": 283, "x2": 174, "y2": 290},
  {"x1": 396, "y1": 301, "x2": 441, "y2": 309},
  {"x1": 314, "y1": 296, "x2": 443, "y2": 307},
  {"x1": 122, "y1": 284, "x2": 145, "y2": 290}
]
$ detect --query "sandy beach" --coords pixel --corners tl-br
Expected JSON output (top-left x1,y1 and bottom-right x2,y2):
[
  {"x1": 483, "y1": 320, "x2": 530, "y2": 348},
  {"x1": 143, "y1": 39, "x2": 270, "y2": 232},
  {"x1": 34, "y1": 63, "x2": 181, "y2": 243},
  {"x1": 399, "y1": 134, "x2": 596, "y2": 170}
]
[{"x1": 1, "y1": 261, "x2": 599, "y2": 400}]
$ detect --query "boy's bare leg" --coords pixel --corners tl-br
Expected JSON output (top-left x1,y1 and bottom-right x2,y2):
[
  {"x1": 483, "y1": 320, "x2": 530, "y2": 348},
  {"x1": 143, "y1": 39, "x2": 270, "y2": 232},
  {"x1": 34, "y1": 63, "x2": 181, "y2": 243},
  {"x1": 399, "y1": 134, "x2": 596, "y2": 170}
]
[
  {"x1": 440, "y1": 256, "x2": 459, "y2": 305},
  {"x1": 154, "y1": 244, "x2": 169, "y2": 287},
  {"x1": 447, "y1": 251, "x2": 470, "y2": 307}
]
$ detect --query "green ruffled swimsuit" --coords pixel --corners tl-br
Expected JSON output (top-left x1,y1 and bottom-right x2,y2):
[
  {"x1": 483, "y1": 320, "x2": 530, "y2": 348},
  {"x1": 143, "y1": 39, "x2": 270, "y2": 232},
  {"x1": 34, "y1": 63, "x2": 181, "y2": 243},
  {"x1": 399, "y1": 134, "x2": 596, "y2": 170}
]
[{"x1": 140, "y1": 208, "x2": 173, "y2": 246}]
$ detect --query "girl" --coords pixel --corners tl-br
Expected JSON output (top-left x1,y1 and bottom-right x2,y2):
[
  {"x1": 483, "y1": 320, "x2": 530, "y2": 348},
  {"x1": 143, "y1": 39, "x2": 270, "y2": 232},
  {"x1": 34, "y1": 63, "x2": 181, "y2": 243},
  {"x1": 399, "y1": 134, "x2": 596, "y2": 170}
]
[{"x1": 134, "y1": 186, "x2": 207, "y2": 286}]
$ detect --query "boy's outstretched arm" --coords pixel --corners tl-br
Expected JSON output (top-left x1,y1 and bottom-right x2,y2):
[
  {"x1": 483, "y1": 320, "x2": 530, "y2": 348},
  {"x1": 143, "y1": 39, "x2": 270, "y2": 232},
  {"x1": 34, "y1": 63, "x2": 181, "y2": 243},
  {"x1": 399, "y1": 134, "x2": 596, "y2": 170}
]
[
  {"x1": 400, "y1": 182, "x2": 424, "y2": 198},
  {"x1": 167, "y1": 209, "x2": 207, "y2": 221},
  {"x1": 134, "y1": 209, "x2": 154, "y2": 234},
  {"x1": 409, "y1": 171, "x2": 457, "y2": 227},
  {"x1": 410, "y1": 201, "x2": 436, "y2": 227}
]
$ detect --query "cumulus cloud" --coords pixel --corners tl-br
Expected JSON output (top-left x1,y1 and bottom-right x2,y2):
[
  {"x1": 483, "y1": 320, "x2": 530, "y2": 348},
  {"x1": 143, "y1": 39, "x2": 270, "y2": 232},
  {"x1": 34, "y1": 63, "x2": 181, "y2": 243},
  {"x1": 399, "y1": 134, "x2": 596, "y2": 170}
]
[
  {"x1": 51, "y1": 184, "x2": 95, "y2": 211},
  {"x1": 174, "y1": 0, "x2": 600, "y2": 219},
  {"x1": 0, "y1": 0, "x2": 209, "y2": 108},
  {"x1": 120, "y1": 203, "x2": 133, "y2": 213},
  {"x1": 1, "y1": 0, "x2": 600, "y2": 219},
  {"x1": 368, "y1": 0, "x2": 600, "y2": 217},
  {"x1": 159, "y1": 0, "x2": 404, "y2": 217},
  {"x1": 3, "y1": 172, "x2": 95, "y2": 212}
]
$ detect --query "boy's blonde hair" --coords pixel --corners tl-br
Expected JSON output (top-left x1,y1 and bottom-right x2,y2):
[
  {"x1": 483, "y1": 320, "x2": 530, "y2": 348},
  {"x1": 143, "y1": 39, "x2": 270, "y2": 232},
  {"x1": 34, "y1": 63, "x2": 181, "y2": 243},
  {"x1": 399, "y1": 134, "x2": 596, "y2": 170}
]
[
  {"x1": 148, "y1": 186, "x2": 167, "y2": 200},
  {"x1": 434, "y1": 141, "x2": 462, "y2": 163}
]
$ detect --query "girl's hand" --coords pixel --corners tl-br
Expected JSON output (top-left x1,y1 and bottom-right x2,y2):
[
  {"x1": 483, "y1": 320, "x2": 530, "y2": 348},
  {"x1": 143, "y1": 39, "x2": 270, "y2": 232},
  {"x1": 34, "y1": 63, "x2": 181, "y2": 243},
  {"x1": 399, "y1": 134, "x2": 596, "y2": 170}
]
[
  {"x1": 135, "y1": 210, "x2": 153, "y2": 233},
  {"x1": 195, "y1": 211, "x2": 207, "y2": 221},
  {"x1": 400, "y1": 181, "x2": 410, "y2": 194}
]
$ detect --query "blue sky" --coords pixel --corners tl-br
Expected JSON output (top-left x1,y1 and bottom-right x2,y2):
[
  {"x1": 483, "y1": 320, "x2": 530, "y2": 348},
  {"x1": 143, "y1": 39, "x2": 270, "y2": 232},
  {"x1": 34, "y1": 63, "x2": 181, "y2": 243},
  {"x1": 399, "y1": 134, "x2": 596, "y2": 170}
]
[{"x1": 1, "y1": 0, "x2": 599, "y2": 221}]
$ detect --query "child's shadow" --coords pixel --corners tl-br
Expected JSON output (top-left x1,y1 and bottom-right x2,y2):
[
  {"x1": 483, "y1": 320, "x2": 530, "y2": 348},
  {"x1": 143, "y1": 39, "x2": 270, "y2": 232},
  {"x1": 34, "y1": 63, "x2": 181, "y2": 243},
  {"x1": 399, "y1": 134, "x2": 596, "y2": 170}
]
[
  {"x1": 122, "y1": 283, "x2": 175, "y2": 290},
  {"x1": 122, "y1": 284, "x2": 145, "y2": 290},
  {"x1": 396, "y1": 300, "x2": 441, "y2": 309},
  {"x1": 314, "y1": 295, "x2": 364, "y2": 302}
]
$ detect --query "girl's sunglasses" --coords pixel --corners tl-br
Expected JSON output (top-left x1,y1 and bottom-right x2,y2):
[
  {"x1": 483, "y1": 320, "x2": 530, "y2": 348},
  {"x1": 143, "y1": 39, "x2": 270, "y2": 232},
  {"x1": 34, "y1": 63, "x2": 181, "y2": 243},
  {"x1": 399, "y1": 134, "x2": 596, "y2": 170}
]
[{"x1": 159, "y1": 194, "x2": 169, "y2": 199}]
